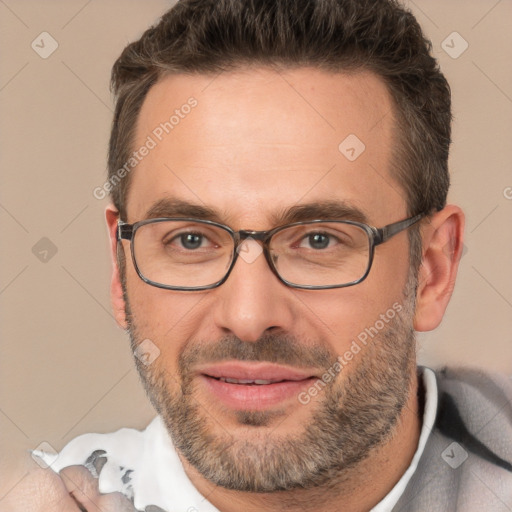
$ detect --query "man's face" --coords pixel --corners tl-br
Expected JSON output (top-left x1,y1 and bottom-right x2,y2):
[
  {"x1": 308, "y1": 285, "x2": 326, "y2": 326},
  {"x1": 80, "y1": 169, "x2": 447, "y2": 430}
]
[{"x1": 118, "y1": 68, "x2": 418, "y2": 491}]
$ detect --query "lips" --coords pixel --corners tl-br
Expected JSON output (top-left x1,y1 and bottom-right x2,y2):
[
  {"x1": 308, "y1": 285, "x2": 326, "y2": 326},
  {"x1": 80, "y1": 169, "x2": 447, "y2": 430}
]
[
  {"x1": 196, "y1": 362, "x2": 318, "y2": 410},
  {"x1": 198, "y1": 361, "x2": 316, "y2": 382}
]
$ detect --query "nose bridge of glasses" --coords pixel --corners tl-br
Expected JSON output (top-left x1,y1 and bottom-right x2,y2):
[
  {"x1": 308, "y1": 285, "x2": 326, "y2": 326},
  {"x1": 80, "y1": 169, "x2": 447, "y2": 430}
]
[
  {"x1": 229, "y1": 229, "x2": 282, "y2": 285},
  {"x1": 235, "y1": 229, "x2": 270, "y2": 244},
  {"x1": 232, "y1": 229, "x2": 276, "y2": 271}
]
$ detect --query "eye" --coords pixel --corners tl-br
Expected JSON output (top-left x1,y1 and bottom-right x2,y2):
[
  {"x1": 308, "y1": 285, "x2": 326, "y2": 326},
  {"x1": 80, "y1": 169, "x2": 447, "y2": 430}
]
[
  {"x1": 164, "y1": 231, "x2": 212, "y2": 251},
  {"x1": 178, "y1": 232, "x2": 205, "y2": 250},
  {"x1": 299, "y1": 232, "x2": 337, "y2": 250}
]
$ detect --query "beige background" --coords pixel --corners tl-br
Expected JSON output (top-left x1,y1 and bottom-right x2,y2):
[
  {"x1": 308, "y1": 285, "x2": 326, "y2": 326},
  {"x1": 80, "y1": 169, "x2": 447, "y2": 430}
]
[{"x1": 0, "y1": 0, "x2": 511, "y2": 481}]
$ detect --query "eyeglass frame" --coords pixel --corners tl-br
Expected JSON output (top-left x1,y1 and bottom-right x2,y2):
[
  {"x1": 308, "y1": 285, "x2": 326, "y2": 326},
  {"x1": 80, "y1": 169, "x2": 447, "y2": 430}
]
[{"x1": 117, "y1": 213, "x2": 425, "y2": 291}]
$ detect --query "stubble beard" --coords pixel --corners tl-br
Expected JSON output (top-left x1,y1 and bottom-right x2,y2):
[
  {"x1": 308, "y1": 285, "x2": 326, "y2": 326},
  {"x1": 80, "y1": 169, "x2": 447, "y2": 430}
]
[{"x1": 124, "y1": 278, "x2": 418, "y2": 493}]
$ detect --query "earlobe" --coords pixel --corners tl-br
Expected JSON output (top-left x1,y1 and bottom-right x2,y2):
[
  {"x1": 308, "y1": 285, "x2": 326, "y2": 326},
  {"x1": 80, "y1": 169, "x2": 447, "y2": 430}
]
[
  {"x1": 413, "y1": 205, "x2": 465, "y2": 332},
  {"x1": 105, "y1": 205, "x2": 128, "y2": 330}
]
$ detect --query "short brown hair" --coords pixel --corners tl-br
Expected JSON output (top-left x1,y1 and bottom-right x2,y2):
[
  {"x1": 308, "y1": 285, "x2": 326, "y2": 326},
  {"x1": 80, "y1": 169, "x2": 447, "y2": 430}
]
[{"x1": 109, "y1": 0, "x2": 451, "y2": 269}]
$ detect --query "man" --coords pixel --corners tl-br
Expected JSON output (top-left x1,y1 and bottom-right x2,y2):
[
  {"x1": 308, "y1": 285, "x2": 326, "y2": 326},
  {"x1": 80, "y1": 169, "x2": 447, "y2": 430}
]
[{"x1": 4, "y1": 0, "x2": 511, "y2": 510}]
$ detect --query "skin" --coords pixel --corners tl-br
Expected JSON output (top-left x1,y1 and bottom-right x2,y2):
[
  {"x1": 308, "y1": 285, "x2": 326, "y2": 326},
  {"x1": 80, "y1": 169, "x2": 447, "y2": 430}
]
[
  {"x1": 0, "y1": 67, "x2": 464, "y2": 511},
  {"x1": 0, "y1": 454, "x2": 135, "y2": 511}
]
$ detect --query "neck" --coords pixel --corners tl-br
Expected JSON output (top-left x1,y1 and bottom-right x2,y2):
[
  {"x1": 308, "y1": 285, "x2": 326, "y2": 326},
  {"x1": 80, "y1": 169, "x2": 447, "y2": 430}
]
[{"x1": 181, "y1": 372, "x2": 421, "y2": 512}]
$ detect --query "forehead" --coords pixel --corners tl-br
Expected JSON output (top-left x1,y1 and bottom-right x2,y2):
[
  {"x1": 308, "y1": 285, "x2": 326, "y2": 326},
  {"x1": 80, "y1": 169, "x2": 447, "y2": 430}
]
[{"x1": 126, "y1": 67, "x2": 405, "y2": 226}]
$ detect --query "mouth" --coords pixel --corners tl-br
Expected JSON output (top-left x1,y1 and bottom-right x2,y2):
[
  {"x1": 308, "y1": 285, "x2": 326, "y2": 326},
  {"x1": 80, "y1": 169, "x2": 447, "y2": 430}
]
[{"x1": 196, "y1": 362, "x2": 319, "y2": 410}]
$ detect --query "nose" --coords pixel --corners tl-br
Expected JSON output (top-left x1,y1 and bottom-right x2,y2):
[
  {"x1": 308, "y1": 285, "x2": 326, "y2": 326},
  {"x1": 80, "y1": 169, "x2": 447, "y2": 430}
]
[{"x1": 212, "y1": 238, "x2": 295, "y2": 342}]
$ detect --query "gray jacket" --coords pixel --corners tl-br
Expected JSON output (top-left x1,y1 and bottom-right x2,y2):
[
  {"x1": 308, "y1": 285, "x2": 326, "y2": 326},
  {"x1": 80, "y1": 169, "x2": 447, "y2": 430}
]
[{"x1": 394, "y1": 367, "x2": 512, "y2": 511}]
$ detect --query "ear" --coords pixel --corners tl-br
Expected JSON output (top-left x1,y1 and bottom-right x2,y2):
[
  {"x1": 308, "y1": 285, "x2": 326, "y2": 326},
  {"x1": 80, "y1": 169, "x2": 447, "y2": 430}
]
[
  {"x1": 413, "y1": 204, "x2": 465, "y2": 332},
  {"x1": 105, "y1": 205, "x2": 128, "y2": 330}
]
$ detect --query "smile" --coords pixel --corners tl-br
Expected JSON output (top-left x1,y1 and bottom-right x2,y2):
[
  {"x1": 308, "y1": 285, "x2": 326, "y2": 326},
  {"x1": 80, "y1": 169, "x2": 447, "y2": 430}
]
[{"x1": 196, "y1": 362, "x2": 319, "y2": 410}]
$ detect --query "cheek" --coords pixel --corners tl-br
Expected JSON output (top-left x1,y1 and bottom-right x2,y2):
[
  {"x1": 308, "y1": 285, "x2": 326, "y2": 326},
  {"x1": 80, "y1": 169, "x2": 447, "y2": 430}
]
[
  {"x1": 297, "y1": 264, "x2": 408, "y2": 355},
  {"x1": 297, "y1": 289, "x2": 379, "y2": 351},
  {"x1": 370, "y1": 239, "x2": 412, "y2": 301},
  {"x1": 125, "y1": 271, "x2": 208, "y2": 360}
]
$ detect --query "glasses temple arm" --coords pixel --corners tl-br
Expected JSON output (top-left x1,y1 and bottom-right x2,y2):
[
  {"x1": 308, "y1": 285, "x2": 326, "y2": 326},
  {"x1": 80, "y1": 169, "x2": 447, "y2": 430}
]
[
  {"x1": 374, "y1": 213, "x2": 425, "y2": 245},
  {"x1": 117, "y1": 221, "x2": 133, "y2": 241}
]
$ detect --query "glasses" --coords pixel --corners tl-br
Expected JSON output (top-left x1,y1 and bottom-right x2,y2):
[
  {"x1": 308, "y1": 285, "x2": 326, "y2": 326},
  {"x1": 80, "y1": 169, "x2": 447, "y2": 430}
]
[{"x1": 117, "y1": 213, "x2": 424, "y2": 291}]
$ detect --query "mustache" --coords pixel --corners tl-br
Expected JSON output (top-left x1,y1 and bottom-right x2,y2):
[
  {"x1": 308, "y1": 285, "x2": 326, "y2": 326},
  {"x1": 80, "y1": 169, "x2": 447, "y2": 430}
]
[{"x1": 178, "y1": 332, "x2": 338, "y2": 374}]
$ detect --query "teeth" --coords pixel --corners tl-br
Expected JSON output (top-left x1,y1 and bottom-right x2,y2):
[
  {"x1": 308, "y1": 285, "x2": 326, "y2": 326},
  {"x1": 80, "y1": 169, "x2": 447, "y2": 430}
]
[{"x1": 219, "y1": 377, "x2": 274, "y2": 385}]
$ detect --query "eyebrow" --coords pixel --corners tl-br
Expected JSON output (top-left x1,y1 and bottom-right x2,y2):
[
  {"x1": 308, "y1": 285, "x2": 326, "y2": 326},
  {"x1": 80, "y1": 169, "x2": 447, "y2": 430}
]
[
  {"x1": 275, "y1": 201, "x2": 369, "y2": 225},
  {"x1": 144, "y1": 198, "x2": 223, "y2": 222},
  {"x1": 143, "y1": 197, "x2": 370, "y2": 226}
]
